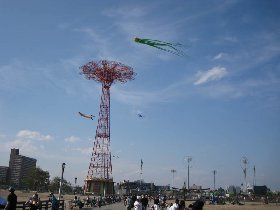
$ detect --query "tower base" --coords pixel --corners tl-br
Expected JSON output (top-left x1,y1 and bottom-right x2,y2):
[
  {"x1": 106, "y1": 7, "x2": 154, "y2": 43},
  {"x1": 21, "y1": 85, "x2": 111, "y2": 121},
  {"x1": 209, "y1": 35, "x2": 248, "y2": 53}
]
[{"x1": 85, "y1": 177, "x2": 114, "y2": 196}]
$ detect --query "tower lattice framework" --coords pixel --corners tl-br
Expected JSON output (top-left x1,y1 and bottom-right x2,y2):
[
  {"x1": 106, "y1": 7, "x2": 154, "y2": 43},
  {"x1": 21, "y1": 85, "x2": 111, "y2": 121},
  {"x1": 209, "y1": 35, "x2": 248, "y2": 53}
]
[{"x1": 80, "y1": 60, "x2": 136, "y2": 194}]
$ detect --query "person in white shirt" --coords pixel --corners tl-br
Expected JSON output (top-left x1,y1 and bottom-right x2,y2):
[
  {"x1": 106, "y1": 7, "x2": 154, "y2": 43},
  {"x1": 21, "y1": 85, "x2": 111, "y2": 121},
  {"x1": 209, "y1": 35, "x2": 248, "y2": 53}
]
[
  {"x1": 134, "y1": 196, "x2": 142, "y2": 210},
  {"x1": 169, "y1": 199, "x2": 179, "y2": 210}
]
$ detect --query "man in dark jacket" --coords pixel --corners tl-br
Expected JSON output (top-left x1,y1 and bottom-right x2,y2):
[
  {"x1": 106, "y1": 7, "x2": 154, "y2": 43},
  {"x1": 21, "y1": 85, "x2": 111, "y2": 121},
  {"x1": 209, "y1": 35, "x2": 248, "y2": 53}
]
[
  {"x1": 5, "y1": 187, "x2": 17, "y2": 210},
  {"x1": 192, "y1": 199, "x2": 204, "y2": 210}
]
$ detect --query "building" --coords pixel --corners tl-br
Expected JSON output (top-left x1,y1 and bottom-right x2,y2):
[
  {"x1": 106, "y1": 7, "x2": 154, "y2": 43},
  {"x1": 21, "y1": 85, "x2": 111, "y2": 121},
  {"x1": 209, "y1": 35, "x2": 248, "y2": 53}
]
[
  {"x1": 0, "y1": 148, "x2": 37, "y2": 187},
  {"x1": 0, "y1": 166, "x2": 9, "y2": 184},
  {"x1": 253, "y1": 185, "x2": 268, "y2": 195},
  {"x1": 117, "y1": 180, "x2": 168, "y2": 195},
  {"x1": 226, "y1": 185, "x2": 241, "y2": 195},
  {"x1": 190, "y1": 184, "x2": 202, "y2": 190},
  {"x1": 85, "y1": 177, "x2": 114, "y2": 195}
]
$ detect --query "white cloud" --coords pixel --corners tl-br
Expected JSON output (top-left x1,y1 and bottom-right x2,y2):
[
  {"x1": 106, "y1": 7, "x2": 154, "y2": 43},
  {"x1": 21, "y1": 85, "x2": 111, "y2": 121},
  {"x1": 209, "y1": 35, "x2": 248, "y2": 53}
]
[
  {"x1": 102, "y1": 6, "x2": 147, "y2": 19},
  {"x1": 112, "y1": 87, "x2": 156, "y2": 106},
  {"x1": 224, "y1": 36, "x2": 238, "y2": 43},
  {"x1": 64, "y1": 136, "x2": 80, "y2": 143},
  {"x1": 111, "y1": 75, "x2": 193, "y2": 106},
  {"x1": 16, "y1": 130, "x2": 54, "y2": 141},
  {"x1": 213, "y1": 53, "x2": 225, "y2": 60},
  {"x1": 0, "y1": 60, "x2": 27, "y2": 91},
  {"x1": 194, "y1": 66, "x2": 227, "y2": 85},
  {"x1": 1, "y1": 139, "x2": 42, "y2": 157},
  {"x1": 72, "y1": 147, "x2": 92, "y2": 155},
  {"x1": 74, "y1": 27, "x2": 112, "y2": 58}
]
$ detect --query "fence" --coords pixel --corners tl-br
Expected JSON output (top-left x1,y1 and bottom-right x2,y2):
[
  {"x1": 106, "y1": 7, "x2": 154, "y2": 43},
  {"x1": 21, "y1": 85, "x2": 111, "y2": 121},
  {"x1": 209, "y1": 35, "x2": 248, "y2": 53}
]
[{"x1": 16, "y1": 200, "x2": 65, "y2": 210}]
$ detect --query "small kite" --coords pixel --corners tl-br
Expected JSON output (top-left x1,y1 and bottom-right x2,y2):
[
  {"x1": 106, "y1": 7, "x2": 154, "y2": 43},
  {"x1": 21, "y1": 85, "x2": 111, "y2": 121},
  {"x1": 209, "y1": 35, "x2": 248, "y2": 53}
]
[
  {"x1": 134, "y1": 37, "x2": 186, "y2": 56},
  {"x1": 137, "y1": 113, "x2": 144, "y2": 118},
  {"x1": 78, "y1": 112, "x2": 95, "y2": 120}
]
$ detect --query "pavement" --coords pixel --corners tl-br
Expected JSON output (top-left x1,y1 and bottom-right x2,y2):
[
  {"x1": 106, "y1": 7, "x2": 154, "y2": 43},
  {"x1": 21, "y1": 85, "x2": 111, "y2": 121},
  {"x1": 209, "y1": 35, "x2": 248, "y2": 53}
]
[{"x1": 76, "y1": 202, "x2": 126, "y2": 210}]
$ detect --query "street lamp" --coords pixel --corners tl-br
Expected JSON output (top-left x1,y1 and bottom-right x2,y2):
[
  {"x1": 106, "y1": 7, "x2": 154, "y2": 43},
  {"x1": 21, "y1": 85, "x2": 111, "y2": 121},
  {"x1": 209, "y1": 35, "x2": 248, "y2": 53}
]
[
  {"x1": 184, "y1": 156, "x2": 192, "y2": 190},
  {"x1": 58, "y1": 163, "x2": 66, "y2": 200},
  {"x1": 241, "y1": 157, "x2": 248, "y2": 193},
  {"x1": 183, "y1": 181, "x2": 186, "y2": 201},
  {"x1": 212, "y1": 170, "x2": 217, "y2": 190},
  {"x1": 74, "y1": 177, "x2": 77, "y2": 195},
  {"x1": 171, "y1": 169, "x2": 176, "y2": 190}
]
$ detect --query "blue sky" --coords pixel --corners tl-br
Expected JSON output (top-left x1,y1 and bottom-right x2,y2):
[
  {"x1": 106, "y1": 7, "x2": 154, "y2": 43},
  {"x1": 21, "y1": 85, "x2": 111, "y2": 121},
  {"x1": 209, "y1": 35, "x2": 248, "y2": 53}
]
[{"x1": 0, "y1": 0, "x2": 280, "y2": 191}]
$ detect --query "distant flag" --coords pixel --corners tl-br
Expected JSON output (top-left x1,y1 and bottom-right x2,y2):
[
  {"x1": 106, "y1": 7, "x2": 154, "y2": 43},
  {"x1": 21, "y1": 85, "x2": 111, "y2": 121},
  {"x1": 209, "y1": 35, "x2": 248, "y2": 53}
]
[{"x1": 141, "y1": 159, "x2": 143, "y2": 171}]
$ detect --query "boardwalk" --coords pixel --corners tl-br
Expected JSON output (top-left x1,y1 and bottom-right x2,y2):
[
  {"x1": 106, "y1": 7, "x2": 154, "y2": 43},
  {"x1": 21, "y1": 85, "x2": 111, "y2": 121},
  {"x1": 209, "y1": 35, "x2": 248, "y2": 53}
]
[
  {"x1": 75, "y1": 202, "x2": 125, "y2": 210},
  {"x1": 74, "y1": 202, "x2": 280, "y2": 210}
]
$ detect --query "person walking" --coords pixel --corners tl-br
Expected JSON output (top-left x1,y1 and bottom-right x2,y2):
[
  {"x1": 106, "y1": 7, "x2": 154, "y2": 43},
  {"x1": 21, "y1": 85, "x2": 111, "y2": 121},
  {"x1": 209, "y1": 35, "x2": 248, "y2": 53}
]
[
  {"x1": 179, "y1": 200, "x2": 185, "y2": 210},
  {"x1": 126, "y1": 195, "x2": 133, "y2": 210},
  {"x1": 49, "y1": 193, "x2": 58, "y2": 210},
  {"x1": 25, "y1": 194, "x2": 39, "y2": 210},
  {"x1": 191, "y1": 199, "x2": 204, "y2": 210},
  {"x1": 133, "y1": 196, "x2": 142, "y2": 210},
  {"x1": 169, "y1": 199, "x2": 179, "y2": 210},
  {"x1": 142, "y1": 195, "x2": 148, "y2": 210},
  {"x1": 4, "y1": 187, "x2": 17, "y2": 210}
]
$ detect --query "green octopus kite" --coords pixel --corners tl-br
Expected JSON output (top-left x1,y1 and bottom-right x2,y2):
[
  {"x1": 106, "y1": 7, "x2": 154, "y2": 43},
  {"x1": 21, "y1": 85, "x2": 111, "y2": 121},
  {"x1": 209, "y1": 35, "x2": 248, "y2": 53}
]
[{"x1": 134, "y1": 37, "x2": 186, "y2": 56}]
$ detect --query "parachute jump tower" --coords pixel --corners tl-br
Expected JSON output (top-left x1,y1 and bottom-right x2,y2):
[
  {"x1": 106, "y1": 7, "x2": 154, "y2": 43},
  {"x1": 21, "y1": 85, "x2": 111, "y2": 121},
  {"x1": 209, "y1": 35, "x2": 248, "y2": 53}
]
[{"x1": 80, "y1": 60, "x2": 136, "y2": 195}]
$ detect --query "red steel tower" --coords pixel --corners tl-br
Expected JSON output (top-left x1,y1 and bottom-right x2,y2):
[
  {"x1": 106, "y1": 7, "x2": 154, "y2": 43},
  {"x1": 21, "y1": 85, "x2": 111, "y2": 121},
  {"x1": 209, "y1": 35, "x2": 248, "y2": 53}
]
[{"x1": 80, "y1": 60, "x2": 136, "y2": 195}]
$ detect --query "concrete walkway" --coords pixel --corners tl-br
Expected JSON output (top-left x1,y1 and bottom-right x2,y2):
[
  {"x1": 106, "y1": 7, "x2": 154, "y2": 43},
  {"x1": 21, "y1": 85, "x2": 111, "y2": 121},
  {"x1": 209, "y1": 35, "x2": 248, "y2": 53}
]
[{"x1": 79, "y1": 202, "x2": 126, "y2": 210}]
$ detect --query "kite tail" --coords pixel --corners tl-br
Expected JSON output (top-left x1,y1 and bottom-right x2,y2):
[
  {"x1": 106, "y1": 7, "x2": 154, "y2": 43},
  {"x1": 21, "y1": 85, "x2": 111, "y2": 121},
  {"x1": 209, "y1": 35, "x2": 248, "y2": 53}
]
[
  {"x1": 144, "y1": 39, "x2": 186, "y2": 48},
  {"x1": 153, "y1": 45, "x2": 185, "y2": 56}
]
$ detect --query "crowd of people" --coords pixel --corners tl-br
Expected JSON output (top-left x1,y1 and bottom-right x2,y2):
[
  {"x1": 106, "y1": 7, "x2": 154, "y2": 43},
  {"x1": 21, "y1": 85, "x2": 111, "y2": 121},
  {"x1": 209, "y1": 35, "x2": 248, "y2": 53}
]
[
  {"x1": 2, "y1": 187, "x2": 204, "y2": 210},
  {"x1": 2, "y1": 188, "x2": 59, "y2": 210},
  {"x1": 123, "y1": 194, "x2": 204, "y2": 210},
  {"x1": 71, "y1": 194, "x2": 122, "y2": 208},
  {"x1": 24, "y1": 191, "x2": 59, "y2": 210}
]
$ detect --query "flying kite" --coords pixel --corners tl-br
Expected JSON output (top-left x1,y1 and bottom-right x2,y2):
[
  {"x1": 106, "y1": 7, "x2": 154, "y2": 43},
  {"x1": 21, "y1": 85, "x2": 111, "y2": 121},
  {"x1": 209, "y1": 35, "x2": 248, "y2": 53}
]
[
  {"x1": 134, "y1": 37, "x2": 186, "y2": 56},
  {"x1": 78, "y1": 112, "x2": 95, "y2": 120},
  {"x1": 137, "y1": 113, "x2": 144, "y2": 118}
]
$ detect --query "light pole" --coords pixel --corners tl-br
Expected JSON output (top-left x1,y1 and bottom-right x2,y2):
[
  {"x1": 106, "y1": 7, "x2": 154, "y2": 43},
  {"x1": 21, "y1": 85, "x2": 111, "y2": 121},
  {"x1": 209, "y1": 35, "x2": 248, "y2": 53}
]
[
  {"x1": 183, "y1": 181, "x2": 186, "y2": 201},
  {"x1": 253, "y1": 165, "x2": 256, "y2": 186},
  {"x1": 171, "y1": 169, "x2": 176, "y2": 190},
  {"x1": 184, "y1": 156, "x2": 192, "y2": 190},
  {"x1": 212, "y1": 170, "x2": 217, "y2": 190},
  {"x1": 241, "y1": 157, "x2": 248, "y2": 193},
  {"x1": 58, "y1": 163, "x2": 66, "y2": 200},
  {"x1": 74, "y1": 177, "x2": 77, "y2": 194}
]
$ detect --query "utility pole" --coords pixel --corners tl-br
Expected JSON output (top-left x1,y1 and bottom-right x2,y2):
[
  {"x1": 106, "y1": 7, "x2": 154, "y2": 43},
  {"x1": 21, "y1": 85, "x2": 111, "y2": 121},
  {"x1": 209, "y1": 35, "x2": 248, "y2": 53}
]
[
  {"x1": 212, "y1": 170, "x2": 217, "y2": 190},
  {"x1": 171, "y1": 169, "x2": 177, "y2": 190},
  {"x1": 184, "y1": 156, "x2": 192, "y2": 190},
  {"x1": 58, "y1": 163, "x2": 66, "y2": 200},
  {"x1": 241, "y1": 157, "x2": 248, "y2": 194},
  {"x1": 74, "y1": 177, "x2": 77, "y2": 194},
  {"x1": 253, "y1": 165, "x2": 256, "y2": 186}
]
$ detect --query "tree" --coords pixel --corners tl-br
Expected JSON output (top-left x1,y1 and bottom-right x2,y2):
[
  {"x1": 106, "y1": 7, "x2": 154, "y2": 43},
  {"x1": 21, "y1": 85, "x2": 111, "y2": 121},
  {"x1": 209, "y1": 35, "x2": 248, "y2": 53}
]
[
  {"x1": 49, "y1": 176, "x2": 73, "y2": 194},
  {"x1": 22, "y1": 167, "x2": 50, "y2": 191}
]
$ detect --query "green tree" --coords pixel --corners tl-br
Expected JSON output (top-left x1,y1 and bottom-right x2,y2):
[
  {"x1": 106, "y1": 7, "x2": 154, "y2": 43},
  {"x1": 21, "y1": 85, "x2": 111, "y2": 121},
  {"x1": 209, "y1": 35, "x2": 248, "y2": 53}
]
[
  {"x1": 49, "y1": 176, "x2": 73, "y2": 194},
  {"x1": 23, "y1": 167, "x2": 50, "y2": 191}
]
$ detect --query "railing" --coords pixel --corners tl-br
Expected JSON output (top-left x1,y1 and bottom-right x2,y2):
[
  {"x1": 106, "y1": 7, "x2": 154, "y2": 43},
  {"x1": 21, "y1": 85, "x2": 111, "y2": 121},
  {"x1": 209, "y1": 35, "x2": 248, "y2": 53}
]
[{"x1": 16, "y1": 200, "x2": 65, "y2": 210}]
